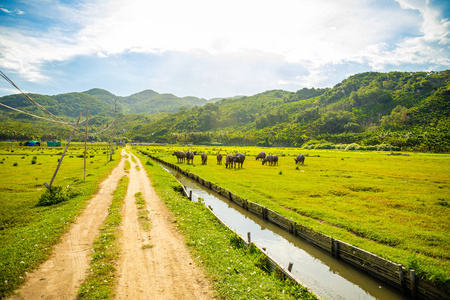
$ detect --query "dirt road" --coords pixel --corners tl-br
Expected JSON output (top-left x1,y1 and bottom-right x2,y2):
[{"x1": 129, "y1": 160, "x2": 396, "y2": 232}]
[
  {"x1": 9, "y1": 149, "x2": 213, "y2": 299},
  {"x1": 115, "y1": 151, "x2": 213, "y2": 299}
]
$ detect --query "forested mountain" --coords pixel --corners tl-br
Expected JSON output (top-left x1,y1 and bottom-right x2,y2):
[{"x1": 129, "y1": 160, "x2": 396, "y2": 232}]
[
  {"x1": 0, "y1": 88, "x2": 206, "y2": 142},
  {"x1": 0, "y1": 88, "x2": 207, "y2": 118},
  {"x1": 126, "y1": 71, "x2": 450, "y2": 152},
  {"x1": 0, "y1": 71, "x2": 449, "y2": 152},
  {"x1": 82, "y1": 88, "x2": 207, "y2": 114}
]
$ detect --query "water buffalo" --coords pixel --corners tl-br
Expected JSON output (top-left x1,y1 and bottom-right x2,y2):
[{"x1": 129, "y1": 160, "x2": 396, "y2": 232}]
[
  {"x1": 225, "y1": 154, "x2": 234, "y2": 168},
  {"x1": 262, "y1": 155, "x2": 274, "y2": 166},
  {"x1": 217, "y1": 153, "x2": 222, "y2": 165},
  {"x1": 172, "y1": 151, "x2": 186, "y2": 163},
  {"x1": 233, "y1": 153, "x2": 245, "y2": 168},
  {"x1": 294, "y1": 154, "x2": 305, "y2": 164},
  {"x1": 186, "y1": 150, "x2": 195, "y2": 164},
  {"x1": 201, "y1": 153, "x2": 207, "y2": 165},
  {"x1": 255, "y1": 152, "x2": 266, "y2": 161},
  {"x1": 273, "y1": 155, "x2": 279, "y2": 166}
]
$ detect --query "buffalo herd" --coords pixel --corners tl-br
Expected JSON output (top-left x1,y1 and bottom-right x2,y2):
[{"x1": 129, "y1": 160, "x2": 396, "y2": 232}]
[{"x1": 172, "y1": 150, "x2": 305, "y2": 168}]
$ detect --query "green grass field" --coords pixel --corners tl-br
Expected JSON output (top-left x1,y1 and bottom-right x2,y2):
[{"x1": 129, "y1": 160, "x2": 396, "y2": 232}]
[
  {"x1": 136, "y1": 145, "x2": 450, "y2": 290},
  {"x1": 133, "y1": 149, "x2": 318, "y2": 299},
  {"x1": 0, "y1": 145, "x2": 120, "y2": 298}
]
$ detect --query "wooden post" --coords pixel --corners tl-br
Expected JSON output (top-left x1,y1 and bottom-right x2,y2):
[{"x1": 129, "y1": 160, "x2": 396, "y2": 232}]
[
  {"x1": 398, "y1": 264, "x2": 405, "y2": 295},
  {"x1": 247, "y1": 232, "x2": 251, "y2": 244},
  {"x1": 84, "y1": 109, "x2": 89, "y2": 181},
  {"x1": 109, "y1": 123, "x2": 113, "y2": 161},
  {"x1": 410, "y1": 269, "x2": 417, "y2": 299},
  {"x1": 44, "y1": 112, "x2": 82, "y2": 189},
  {"x1": 189, "y1": 190, "x2": 192, "y2": 201},
  {"x1": 112, "y1": 100, "x2": 116, "y2": 154},
  {"x1": 262, "y1": 207, "x2": 268, "y2": 220},
  {"x1": 288, "y1": 262, "x2": 293, "y2": 272},
  {"x1": 106, "y1": 122, "x2": 109, "y2": 162},
  {"x1": 293, "y1": 221, "x2": 297, "y2": 236},
  {"x1": 332, "y1": 239, "x2": 340, "y2": 258}
]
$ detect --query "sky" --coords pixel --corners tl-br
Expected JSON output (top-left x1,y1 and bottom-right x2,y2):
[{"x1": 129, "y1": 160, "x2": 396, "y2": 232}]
[{"x1": 0, "y1": 0, "x2": 449, "y2": 100}]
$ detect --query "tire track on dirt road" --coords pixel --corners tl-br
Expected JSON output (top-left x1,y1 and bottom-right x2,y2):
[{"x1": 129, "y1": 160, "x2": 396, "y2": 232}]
[
  {"x1": 115, "y1": 152, "x2": 213, "y2": 300},
  {"x1": 9, "y1": 149, "x2": 126, "y2": 300}
]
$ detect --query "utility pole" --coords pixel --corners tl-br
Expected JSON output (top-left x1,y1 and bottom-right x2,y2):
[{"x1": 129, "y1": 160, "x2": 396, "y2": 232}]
[{"x1": 84, "y1": 109, "x2": 89, "y2": 180}]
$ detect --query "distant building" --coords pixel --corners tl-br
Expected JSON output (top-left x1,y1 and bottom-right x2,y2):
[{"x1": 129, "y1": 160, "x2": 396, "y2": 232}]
[
  {"x1": 25, "y1": 141, "x2": 40, "y2": 146},
  {"x1": 47, "y1": 141, "x2": 61, "y2": 147}
]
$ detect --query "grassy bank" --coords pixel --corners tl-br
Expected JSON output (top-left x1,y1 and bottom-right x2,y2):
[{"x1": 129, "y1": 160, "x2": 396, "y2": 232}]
[
  {"x1": 77, "y1": 175, "x2": 129, "y2": 299},
  {"x1": 0, "y1": 146, "x2": 120, "y2": 298},
  {"x1": 134, "y1": 150, "x2": 318, "y2": 299},
  {"x1": 136, "y1": 145, "x2": 450, "y2": 291}
]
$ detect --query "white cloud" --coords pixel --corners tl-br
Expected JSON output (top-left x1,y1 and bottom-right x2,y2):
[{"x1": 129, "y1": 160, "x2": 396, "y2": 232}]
[
  {"x1": 0, "y1": 0, "x2": 449, "y2": 92},
  {"x1": 0, "y1": 8, "x2": 12, "y2": 14}
]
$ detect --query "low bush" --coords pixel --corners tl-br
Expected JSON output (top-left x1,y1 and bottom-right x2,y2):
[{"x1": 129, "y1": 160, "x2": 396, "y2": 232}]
[
  {"x1": 345, "y1": 143, "x2": 360, "y2": 151},
  {"x1": 36, "y1": 186, "x2": 80, "y2": 207}
]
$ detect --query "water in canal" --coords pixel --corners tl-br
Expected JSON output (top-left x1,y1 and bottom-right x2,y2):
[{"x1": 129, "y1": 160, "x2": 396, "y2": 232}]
[{"x1": 162, "y1": 165, "x2": 407, "y2": 300}]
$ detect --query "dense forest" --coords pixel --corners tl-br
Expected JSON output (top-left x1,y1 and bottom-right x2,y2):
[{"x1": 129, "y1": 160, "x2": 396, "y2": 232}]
[{"x1": 0, "y1": 71, "x2": 449, "y2": 152}]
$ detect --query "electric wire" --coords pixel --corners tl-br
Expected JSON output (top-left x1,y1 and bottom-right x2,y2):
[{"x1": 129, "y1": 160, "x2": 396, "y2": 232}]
[{"x1": 0, "y1": 70, "x2": 117, "y2": 137}]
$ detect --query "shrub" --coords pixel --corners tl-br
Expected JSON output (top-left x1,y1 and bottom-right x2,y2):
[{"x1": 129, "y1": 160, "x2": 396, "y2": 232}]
[
  {"x1": 36, "y1": 186, "x2": 81, "y2": 207},
  {"x1": 360, "y1": 145, "x2": 377, "y2": 151},
  {"x1": 345, "y1": 143, "x2": 360, "y2": 151},
  {"x1": 314, "y1": 143, "x2": 335, "y2": 149},
  {"x1": 13, "y1": 162, "x2": 18, "y2": 166},
  {"x1": 377, "y1": 144, "x2": 401, "y2": 151}
]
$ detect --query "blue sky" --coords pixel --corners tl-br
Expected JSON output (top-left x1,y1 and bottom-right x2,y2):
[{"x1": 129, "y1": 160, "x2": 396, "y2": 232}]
[{"x1": 0, "y1": 0, "x2": 449, "y2": 99}]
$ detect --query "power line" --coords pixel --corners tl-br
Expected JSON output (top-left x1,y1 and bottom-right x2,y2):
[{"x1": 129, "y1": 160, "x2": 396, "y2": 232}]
[
  {"x1": 0, "y1": 71, "x2": 74, "y2": 127},
  {"x1": 0, "y1": 70, "x2": 117, "y2": 137}
]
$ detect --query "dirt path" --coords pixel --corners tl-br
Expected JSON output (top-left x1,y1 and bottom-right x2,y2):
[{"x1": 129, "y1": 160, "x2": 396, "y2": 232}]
[
  {"x1": 9, "y1": 149, "x2": 127, "y2": 300},
  {"x1": 9, "y1": 149, "x2": 214, "y2": 299},
  {"x1": 115, "y1": 151, "x2": 213, "y2": 299}
]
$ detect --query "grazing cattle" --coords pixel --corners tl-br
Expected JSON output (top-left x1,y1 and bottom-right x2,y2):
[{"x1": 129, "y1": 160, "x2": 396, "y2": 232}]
[
  {"x1": 294, "y1": 154, "x2": 305, "y2": 164},
  {"x1": 172, "y1": 151, "x2": 186, "y2": 163},
  {"x1": 201, "y1": 153, "x2": 207, "y2": 165},
  {"x1": 262, "y1": 155, "x2": 274, "y2": 166},
  {"x1": 233, "y1": 153, "x2": 245, "y2": 168},
  {"x1": 172, "y1": 151, "x2": 179, "y2": 161},
  {"x1": 186, "y1": 151, "x2": 195, "y2": 164},
  {"x1": 217, "y1": 153, "x2": 223, "y2": 165},
  {"x1": 255, "y1": 152, "x2": 266, "y2": 161},
  {"x1": 273, "y1": 155, "x2": 279, "y2": 166},
  {"x1": 225, "y1": 154, "x2": 234, "y2": 169}
]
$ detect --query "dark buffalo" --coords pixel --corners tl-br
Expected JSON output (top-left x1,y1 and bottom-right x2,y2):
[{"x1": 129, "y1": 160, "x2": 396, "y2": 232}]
[
  {"x1": 294, "y1": 154, "x2": 305, "y2": 164},
  {"x1": 186, "y1": 151, "x2": 195, "y2": 164},
  {"x1": 172, "y1": 151, "x2": 186, "y2": 163},
  {"x1": 255, "y1": 152, "x2": 266, "y2": 161},
  {"x1": 273, "y1": 155, "x2": 279, "y2": 166},
  {"x1": 233, "y1": 153, "x2": 245, "y2": 168},
  {"x1": 225, "y1": 154, "x2": 234, "y2": 168},
  {"x1": 217, "y1": 153, "x2": 223, "y2": 165},
  {"x1": 201, "y1": 153, "x2": 207, "y2": 165},
  {"x1": 262, "y1": 155, "x2": 274, "y2": 166}
]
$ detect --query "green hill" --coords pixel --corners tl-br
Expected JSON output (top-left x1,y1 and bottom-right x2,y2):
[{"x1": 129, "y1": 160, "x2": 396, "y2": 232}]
[
  {"x1": 0, "y1": 71, "x2": 449, "y2": 151},
  {"x1": 125, "y1": 71, "x2": 450, "y2": 152}
]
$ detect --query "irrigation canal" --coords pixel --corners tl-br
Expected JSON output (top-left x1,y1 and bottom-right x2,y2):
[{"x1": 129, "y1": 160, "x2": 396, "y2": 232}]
[{"x1": 162, "y1": 165, "x2": 408, "y2": 300}]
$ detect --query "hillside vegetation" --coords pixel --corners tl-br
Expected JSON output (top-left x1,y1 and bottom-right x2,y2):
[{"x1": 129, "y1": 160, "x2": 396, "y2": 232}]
[
  {"x1": 0, "y1": 71, "x2": 449, "y2": 152},
  {"x1": 128, "y1": 71, "x2": 450, "y2": 152}
]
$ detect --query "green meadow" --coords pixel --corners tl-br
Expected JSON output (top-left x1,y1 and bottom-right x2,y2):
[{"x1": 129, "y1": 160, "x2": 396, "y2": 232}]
[
  {"x1": 133, "y1": 149, "x2": 318, "y2": 299},
  {"x1": 136, "y1": 145, "x2": 450, "y2": 290},
  {"x1": 0, "y1": 144, "x2": 120, "y2": 298}
]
